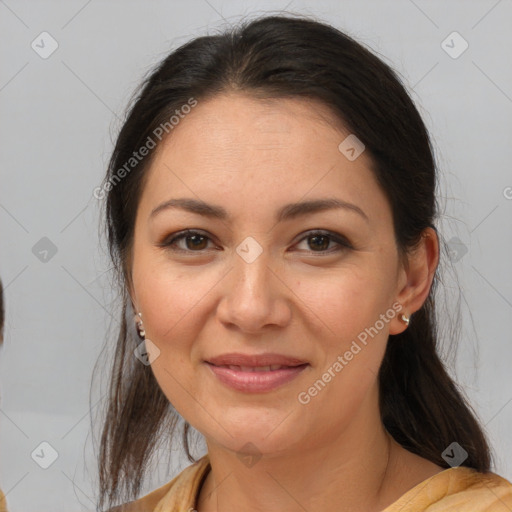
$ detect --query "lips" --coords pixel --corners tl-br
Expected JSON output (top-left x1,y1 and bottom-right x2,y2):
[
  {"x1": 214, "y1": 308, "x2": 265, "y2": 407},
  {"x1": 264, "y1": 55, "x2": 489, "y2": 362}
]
[{"x1": 204, "y1": 353, "x2": 309, "y2": 392}]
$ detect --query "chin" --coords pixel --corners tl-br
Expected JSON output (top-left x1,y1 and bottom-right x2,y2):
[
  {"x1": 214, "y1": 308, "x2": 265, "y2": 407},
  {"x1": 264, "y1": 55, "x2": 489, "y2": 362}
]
[{"x1": 203, "y1": 408, "x2": 306, "y2": 454}]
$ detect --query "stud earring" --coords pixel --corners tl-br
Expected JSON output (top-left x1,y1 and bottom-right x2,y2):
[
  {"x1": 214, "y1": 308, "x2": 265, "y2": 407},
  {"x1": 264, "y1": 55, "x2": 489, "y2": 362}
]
[
  {"x1": 400, "y1": 313, "x2": 410, "y2": 326},
  {"x1": 135, "y1": 312, "x2": 146, "y2": 339}
]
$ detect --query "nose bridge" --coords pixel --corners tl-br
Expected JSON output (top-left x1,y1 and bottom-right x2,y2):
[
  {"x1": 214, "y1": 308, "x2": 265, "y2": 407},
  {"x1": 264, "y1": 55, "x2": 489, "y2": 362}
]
[
  {"x1": 217, "y1": 238, "x2": 289, "y2": 331},
  {"x1": 232, "y1": 241, "x2": 273, "y2": 305}
]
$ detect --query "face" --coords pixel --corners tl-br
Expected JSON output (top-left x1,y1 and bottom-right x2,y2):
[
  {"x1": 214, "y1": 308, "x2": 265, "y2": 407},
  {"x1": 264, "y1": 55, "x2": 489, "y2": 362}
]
[{"x1": 130, "y1": 93, "x2": 406, "y2": 456}]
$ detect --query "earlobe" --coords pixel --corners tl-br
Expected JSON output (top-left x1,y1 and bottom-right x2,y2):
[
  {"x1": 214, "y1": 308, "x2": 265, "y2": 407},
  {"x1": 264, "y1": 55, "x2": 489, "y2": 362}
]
[
  {"x1": 388, "y1": 306, "x2": 410, "y2": 335},
  {"x1": 399, "y1": 313, "x2": 410, "y2": 326},
  {"x1": 134, "y1": 312, "x2": 146, "y2": 339},
  {"x1": 128, "y1": 294, "x2": 145, "y2": 339}
]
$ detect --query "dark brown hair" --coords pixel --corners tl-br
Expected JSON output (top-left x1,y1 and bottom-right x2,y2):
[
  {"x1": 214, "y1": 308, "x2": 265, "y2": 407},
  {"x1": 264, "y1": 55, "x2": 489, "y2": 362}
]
[{"x1": 94, "y1": 14, "x2": 492, "y2": 511}]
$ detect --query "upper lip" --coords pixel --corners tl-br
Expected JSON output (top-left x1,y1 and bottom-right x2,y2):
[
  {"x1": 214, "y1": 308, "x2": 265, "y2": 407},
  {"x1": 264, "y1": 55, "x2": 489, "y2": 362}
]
[{"x1": 205, "y1": 353, "x2": 308, "y2": 367}]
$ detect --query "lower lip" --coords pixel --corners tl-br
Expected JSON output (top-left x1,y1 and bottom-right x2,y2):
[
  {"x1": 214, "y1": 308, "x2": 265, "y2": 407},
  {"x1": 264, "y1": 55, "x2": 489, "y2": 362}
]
[{"x1": 205, "y1": 362, "x2": 309, "y2": 392}]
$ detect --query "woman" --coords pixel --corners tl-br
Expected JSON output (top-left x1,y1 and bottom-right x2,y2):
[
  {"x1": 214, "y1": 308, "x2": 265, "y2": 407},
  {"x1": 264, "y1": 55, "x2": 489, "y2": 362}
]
[{"x1": 96, "y1": 15, "x2": 512, "y2": 512}]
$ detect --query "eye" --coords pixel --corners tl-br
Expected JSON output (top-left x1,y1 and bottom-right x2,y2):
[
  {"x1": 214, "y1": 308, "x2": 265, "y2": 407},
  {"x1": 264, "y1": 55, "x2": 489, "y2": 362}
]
[
  {"x1": 293, "y1": 230, "x2": 352, "y2": 254},
  {"x1": 159, "y1": 229, "x2": 352, "y2": 255},
  {"x1": 159, "y1": 229, "x2": 216, "y2": 252}
]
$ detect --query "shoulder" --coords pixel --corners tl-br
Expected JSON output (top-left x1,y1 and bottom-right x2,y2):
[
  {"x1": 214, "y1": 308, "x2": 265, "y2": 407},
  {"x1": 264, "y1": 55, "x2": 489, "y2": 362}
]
[
  {"x1": 107, "y1": 454, "x2": 210, "y2": 512},
  {"x1": 386, "y1": 466, "x2": 512, "y2": 512},
  {"x1": 447, "y1": 468, "x2": 512, "y2": 510}
]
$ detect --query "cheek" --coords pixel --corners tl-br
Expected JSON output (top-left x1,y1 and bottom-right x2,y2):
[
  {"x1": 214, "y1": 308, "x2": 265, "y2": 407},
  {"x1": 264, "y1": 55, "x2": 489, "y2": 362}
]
[
  {"x1": 133, "y1": 265, "x2": 215, "y2": 419},
  {"x1": 134, "y1": 252, "x2": 394, "y2": 355},
  {"x1": 136, "y1": 272, "x2": 196, "y2": 342},
  {"x1": 293, "y1": 270, "x2": 391, "y2": 427},
  {"x1": 297, "y1": 264, "x2": 391, "y2": 339},
  {"x1": 132, "y1": 257, "x2": 228, "y2": 353},
  {"x1": 294, "y1": 262, "x2": 395, "y2": 407}
]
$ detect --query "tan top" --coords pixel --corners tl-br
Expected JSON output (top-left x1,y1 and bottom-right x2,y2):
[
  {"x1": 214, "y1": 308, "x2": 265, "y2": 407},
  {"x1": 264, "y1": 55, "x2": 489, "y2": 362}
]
[
  {"x1": 112, "y1": 454, "x2": 512, "y2": 511},
  {"x1": 0, "y1": 488, "x2": 7, "y2": 512}
]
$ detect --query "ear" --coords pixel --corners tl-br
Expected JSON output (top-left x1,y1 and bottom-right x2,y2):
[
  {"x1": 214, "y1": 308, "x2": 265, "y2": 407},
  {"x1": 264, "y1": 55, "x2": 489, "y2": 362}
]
[
  {"x1": 129, "y1": 292, "x2": 139, "y2": 316},
  {"x1": 126, "y1": 274, "x2": 139, "y2": 316},
  {"x1": 123, "y1": 260, "x2": 139, "y2": 312},
  {"x1": 389, "y1": 227, "x2": 439, "y2": 335}
]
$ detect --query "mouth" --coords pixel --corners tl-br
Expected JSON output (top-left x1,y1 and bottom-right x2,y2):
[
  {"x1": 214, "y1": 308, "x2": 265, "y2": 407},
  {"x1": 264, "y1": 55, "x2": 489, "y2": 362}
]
[{"x1": 204, "y1": 360, "x2": 309, "y2": 392}]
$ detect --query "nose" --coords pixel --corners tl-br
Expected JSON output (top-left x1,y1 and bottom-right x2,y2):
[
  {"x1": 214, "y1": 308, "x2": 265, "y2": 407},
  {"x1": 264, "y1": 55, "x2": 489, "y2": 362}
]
[{"x1": 216, "y1": 247, "x2": 292, "y2": 334}]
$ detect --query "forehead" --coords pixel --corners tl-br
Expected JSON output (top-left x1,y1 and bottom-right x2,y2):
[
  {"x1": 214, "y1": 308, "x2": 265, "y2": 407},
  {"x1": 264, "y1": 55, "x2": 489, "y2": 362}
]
[{"x1": 139, "y1": 93, "x2": 391, "y2": 228}]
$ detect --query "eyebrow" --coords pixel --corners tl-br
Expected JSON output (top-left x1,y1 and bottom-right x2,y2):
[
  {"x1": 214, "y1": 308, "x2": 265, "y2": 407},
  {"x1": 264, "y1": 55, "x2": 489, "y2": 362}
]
[{"x1": 150, "y1": 197, "x2": 369, "y2": 223}]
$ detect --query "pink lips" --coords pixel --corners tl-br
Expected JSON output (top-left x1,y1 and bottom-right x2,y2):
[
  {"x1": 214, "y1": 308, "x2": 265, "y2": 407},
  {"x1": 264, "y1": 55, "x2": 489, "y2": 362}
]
[{"x1": 204, "y1": 352, "x2": 309, "y2": 393}]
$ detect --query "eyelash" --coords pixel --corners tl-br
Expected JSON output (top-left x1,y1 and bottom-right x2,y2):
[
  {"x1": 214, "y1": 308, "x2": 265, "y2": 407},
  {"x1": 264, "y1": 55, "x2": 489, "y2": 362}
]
[{"x1": 159, "y1": 229, "x2": 352, "y2": 255}]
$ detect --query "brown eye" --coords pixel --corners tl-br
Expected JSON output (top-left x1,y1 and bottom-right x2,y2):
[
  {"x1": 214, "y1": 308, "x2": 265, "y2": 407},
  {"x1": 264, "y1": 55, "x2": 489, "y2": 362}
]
[
  {"x1": 184, "y1": 233, "x2": 208, "y2": 250},
  {"x1": 160, "y1": 230, "x2": 215, "y2": 253},
  {"x1": 307, "y1": 234, "x2": 330, "y2": 251},
  {"x1": 295, "y1": 230, "x2": 352, "y2": 254}
]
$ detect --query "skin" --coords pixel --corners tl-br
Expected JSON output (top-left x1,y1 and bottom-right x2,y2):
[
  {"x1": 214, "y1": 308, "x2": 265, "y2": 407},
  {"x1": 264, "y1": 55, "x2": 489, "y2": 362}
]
[{"x1": 129, "y1": 93, "x2": 442, "y2": 512}]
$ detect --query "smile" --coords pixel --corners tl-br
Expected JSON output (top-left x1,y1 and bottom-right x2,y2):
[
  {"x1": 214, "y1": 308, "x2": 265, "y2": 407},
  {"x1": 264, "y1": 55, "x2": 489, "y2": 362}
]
[{"x1": 205, "y1": 362, "x2": 309, "y2": 392}]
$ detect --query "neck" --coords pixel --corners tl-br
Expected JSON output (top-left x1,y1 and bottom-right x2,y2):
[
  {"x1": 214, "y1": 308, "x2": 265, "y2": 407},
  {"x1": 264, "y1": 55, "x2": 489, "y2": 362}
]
[{"x1": 196, "y1": 389, "x2": 406, "y2": 512}]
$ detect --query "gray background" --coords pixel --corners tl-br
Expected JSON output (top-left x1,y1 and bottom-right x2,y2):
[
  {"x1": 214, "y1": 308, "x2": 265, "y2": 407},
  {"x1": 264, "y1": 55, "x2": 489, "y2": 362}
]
[{"x1": 1, "y1": 0, "x2": 511, "y2": 510}]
